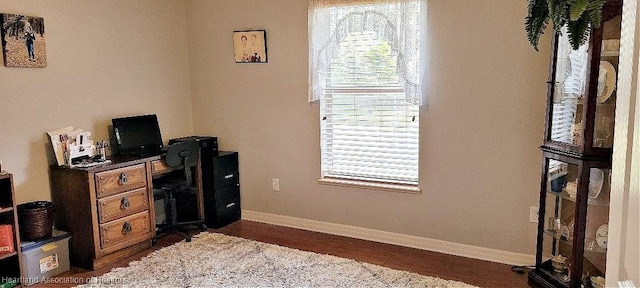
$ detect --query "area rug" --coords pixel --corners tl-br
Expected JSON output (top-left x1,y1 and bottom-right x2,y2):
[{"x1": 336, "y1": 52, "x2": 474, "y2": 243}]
[{"x1": 78, "y1": 232, "x2": 478, "y2": 287}]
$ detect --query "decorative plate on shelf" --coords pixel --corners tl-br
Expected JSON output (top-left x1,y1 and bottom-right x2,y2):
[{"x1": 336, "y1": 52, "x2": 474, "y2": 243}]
[
  {"x1": 597, "y1": 61, "x2": 617, "y2": 104},
  {"x1": 589, "y1": 168, "x2": 604, "y2": 199},
  {"x1": 596, "y1": 224, "x2": 608, "y2": 249}
]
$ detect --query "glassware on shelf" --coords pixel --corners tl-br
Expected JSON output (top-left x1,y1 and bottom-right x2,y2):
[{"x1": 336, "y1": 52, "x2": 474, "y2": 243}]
[
  {"x1": 567, "y1": 218, "x2": 575, "y2": 237},
  {"x1": 550, "y1": 174, "x2": 567, "y2": 192},
  {"x1": 590, "y1": 276, "x2": 606, "y2": 288},
  {"x1": 594, "y1": 115, "x2": 614, "y2": 148},
  {"x1": 548, "y1": 217, "x2": 562, "y2": 235},
  {"x1": 571, "y1": 122, "x2": 583, "y2": 146},
  {"x1": 561, "y1": 261, "x2": 573, "y2": 282},
  {"x1": 558, "y1": 218, "x2": 575, "y2": 241},
  {"x1": 551, "y1": 254, "x2": 568, "y2": 273}
]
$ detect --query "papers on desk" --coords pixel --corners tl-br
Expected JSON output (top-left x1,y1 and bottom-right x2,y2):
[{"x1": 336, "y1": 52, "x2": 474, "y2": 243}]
[
  {"x1": 47, "y1": 127, "x2": 95, "y2": 166},
  {"x1": 69, "y1": 159, "x2": 112, "y2": 168},
  {"x1": 47, "y1": 126, "x2": 74, "y2": 166}
]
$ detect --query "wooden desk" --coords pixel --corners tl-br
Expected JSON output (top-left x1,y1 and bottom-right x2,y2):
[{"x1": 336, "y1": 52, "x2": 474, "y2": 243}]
[{"x1": 49, "y1": 154, "x2": 204, "y2": 270}]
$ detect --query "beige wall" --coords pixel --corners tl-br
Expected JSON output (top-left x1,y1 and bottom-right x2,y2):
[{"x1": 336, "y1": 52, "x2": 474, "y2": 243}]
[
  {"x1": 0, "y1": 0, "x2": 551, "y2": 256},
  {"x1": 0, "y1": 0, "x2": 193, "y2": 203},
  {"x1": 187, "y1": 0, "x2": 550, "y2": 254}
]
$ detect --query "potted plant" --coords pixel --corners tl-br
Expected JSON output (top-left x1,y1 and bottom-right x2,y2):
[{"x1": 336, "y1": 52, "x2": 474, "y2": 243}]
[{"x1": 525, "y1": 0, "x2": 607, "y2": 50}]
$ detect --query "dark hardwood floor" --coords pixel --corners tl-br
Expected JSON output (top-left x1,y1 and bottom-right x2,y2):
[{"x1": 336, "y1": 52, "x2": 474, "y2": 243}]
[{"x1": 34, "y1": 220, "x2": 531, "y2": 287}]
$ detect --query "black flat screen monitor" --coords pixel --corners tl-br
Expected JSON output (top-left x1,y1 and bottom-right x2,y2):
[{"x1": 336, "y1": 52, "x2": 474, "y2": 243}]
[{"x1": 112, "y1": 114, "x2": 163, "y2": 156}]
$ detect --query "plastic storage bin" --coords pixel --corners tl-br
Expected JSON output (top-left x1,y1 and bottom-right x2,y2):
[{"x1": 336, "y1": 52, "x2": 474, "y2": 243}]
[{"x1": 19, "y1": 230, "x2": 70, "y2": 286}]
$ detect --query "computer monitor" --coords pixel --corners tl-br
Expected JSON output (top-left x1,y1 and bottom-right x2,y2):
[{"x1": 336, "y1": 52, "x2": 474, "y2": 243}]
[{"x1": 112, "y1": 114, "x2": 163, "y2": 156}]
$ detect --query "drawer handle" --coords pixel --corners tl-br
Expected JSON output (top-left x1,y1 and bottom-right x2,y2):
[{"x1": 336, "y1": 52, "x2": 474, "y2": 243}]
[
  {"x1": 122, "y1": 221, "x2": 132, "y2": 234},
  {"x1": 119, "y1": 172, "x2": 128, "y2": 185},
  {"x1": 226, "y1": 202, "x2": 236, "y2": 208},
  {"x1": 224, "y1": 174, "x2": 234, "y2": 179},
  {"x1": 121, "y1": 197, "x2": 130, "y2": 210}
]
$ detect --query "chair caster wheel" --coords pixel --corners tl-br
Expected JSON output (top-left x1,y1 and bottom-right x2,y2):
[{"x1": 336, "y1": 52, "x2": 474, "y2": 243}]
[{"x1": 200, "y1": 224, "x2": 207, "y2": 231}]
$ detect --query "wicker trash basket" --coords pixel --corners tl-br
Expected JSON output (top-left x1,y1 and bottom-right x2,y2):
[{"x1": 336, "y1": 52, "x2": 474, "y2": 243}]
[{"x1": 17, "y1": 201, "x2": 55, "y2": 241}]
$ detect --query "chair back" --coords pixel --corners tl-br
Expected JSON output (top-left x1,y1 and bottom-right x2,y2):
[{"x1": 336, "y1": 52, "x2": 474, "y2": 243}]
[{"x1": 164, "y1": 140, "x2": 199, "y2": 184}]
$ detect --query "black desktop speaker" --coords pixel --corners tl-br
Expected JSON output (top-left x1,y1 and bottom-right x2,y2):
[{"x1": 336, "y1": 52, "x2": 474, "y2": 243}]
[{"x1": 168, "y1": 136, "x2": 240, "y2": 229}]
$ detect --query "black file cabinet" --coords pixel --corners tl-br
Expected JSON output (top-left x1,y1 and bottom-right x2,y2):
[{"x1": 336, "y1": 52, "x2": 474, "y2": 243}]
[
  {"x1": 169, "y1": 136, "x2": 240, "y2": 229},
  {"x1": 206, "y1": 151, "x2": 241, "y2": 228}
]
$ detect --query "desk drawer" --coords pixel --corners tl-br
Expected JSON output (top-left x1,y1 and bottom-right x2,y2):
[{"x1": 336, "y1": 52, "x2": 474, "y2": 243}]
[
  {"x1": 95, "y1": 164, "x2": 147, "y2": 198},
  {"x1": 214, "y1": 171, "x2": 239, "y2": 188},
  {"x1": 213, "y1": 153, "x2": 239, "y2": 188},
  {"x1": 151, "y1": 160, "x2": 170, "y2": 176},
  {"x1": 209, "y1": 186, "x2": 240, "y2": 229},
  {"x1": 97, "y1": 188, "x2": 149, "y2": 224},
  {"x1": 99, "y1": 211, "x2": 151, "y2": 251}
]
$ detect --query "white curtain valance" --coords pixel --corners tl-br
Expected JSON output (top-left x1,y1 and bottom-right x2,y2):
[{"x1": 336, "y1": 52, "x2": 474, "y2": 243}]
[{"x1": 308, "y1": 0, "x2": 427, "y2": 105}]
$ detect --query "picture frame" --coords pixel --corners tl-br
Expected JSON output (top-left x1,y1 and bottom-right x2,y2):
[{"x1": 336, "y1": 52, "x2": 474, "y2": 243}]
[
  {"x1": 1, "y1": 13, "x2": 47, "y2": 68},
  {"x1": 233, "y1": 30, "x2": 267, "y2": 63}
]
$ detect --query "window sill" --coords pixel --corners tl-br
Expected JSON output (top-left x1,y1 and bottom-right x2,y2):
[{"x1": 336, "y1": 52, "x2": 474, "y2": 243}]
[{"x1": 318, "y1": 177, "x2": 421, "y2": 194}]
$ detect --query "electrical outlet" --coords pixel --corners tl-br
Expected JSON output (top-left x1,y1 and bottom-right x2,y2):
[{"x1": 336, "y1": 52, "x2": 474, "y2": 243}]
[
  {"x1": 530, "y1": 207, "x2": 539, "y2": 223},
  {"x1": 272, "y1": 179, "x2": 280, "y2": 192}
]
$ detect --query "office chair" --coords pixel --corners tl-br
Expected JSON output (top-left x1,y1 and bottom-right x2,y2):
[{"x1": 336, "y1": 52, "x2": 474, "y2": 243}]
[{"x1": 153, "y1": 140, "x2": 207, "y2": 243}]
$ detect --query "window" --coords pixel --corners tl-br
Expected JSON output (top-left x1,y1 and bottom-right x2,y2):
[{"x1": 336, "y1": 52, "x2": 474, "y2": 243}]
[{"x1": 309, "y1": 0, "x2": 426, "y2": 189}]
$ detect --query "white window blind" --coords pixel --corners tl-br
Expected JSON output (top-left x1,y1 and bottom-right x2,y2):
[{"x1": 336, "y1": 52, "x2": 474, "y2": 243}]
[
  {"x1": 312, "y1": 1, "x2": 423, "y2": 185},
  {"x1": 551, "y1": 101, "x2": 578, "y2": 143},
  {"x1": 321, "y1": 91, "x2": 419, "y2": 184},
  {"x1": 550, "y1": 28, "x2": 589, "y2": 145}
]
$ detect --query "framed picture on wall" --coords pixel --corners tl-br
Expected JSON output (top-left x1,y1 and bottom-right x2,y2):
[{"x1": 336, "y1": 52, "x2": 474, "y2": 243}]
[
  {"x1": 233, "y1": 30, "x2": 267, "y2": 63},
  {"x1": 1, "y1": 13, "x2": 47, "y2": 68}
]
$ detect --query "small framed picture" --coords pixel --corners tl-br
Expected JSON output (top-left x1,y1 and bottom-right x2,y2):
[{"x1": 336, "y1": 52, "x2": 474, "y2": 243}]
[
  {"x1": 1, "y1": 13, "x2": 47, "y2": 68},
  {"x1": 233, "y1": 30, "x2": 267, "y2": 63}
]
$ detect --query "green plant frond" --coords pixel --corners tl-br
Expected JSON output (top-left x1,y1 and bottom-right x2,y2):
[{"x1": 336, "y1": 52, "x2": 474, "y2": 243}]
[
  {"x1": 547, "y1": 0, "x2": 570, "y2": 32},
  {"x1": 526, "y1": 0, "x2": 606, "y2": 51},
  {"x1": 546, "y1": 0, "x2": 561, "y2": 30},
  {"x1": 569, "y1": 0, "x2": 589, "y2": 21},
  {"x1": 585, "y1": 0, "x2": 606, "y2": 28},
  {"x1": 526, "y1": 0, "x2": 550, "y2": 51},
  {"x1": 547, "y1": 0, "x2": 569, "y2": 31},
  {"x1": 567, "y1": 15, "x2": 590, "y2": 49}
]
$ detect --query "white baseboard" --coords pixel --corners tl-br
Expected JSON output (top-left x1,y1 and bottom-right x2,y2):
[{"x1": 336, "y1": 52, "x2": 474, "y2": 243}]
[{"x1": 242, "y1": 210, "x2": 535, "y2": 266}]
